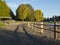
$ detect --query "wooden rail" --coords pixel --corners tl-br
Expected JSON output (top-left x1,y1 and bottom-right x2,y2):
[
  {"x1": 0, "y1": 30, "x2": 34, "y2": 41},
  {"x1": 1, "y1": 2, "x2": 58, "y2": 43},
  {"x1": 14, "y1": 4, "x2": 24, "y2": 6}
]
[{"x1": 27, "y1": 22, "x2": 60, "y2": 40}]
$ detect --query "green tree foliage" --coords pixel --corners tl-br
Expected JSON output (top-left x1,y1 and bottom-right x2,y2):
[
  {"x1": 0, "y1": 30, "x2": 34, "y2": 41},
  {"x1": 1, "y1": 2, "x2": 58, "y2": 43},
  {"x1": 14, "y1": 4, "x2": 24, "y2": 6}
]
[
  {"x1": 16, "y1": 4, "x2": 29, "y2": 20},
  {"x1": 0, "y1": 0, "x2": 2, "y2": 1},
  {"x1": 16, "y1": 4, "x2": 34, "y2": 21},
  {"x1": 34, "y1": 10, "x2": 44, "y2": 21},
  {"x1": 16, "y1": 4, "x2": 44, "y2": 21},
  {"x1": 25, "y1": 4, "x2": 34, "y2": 21},
  {"x1": 26, "y1": 4, "x2": 34, "y2": 21},
  {"x1": 0, "y1": 0, "x2": 14, "y2": 18}
]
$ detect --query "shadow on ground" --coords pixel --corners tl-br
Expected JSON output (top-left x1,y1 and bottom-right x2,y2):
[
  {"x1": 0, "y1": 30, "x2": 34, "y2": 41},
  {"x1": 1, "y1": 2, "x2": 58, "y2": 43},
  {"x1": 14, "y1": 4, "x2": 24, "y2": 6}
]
[{"x1": 0, "y1": 25, "x2": 60, "y2": 45}]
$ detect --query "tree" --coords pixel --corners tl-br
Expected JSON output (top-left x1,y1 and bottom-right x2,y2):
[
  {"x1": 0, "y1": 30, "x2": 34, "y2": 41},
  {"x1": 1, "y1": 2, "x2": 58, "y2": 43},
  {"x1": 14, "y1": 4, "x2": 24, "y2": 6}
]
[
  {"x1": 16, "y1": 4, "x2": 34, "y2": 21},
  {"x1": 25, "y1": 4, "x2": 34, "y2": 21},
  {"x1": 16, "y1": 4, "x2": 29, "y2": 21},
  {"x1": 0, "y1": 0, "x2": 14, "y2": 18},
  {"x1": 0, "y1": 0, "x2": 2, "y2": 1},
  {"x1": 34, "y1": 10, "x2": 44, "y2": 21}
]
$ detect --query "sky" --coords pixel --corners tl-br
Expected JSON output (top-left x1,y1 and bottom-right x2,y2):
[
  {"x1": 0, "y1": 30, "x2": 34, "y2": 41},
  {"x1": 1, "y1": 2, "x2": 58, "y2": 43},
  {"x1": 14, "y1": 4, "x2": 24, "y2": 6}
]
[{"x1": 5, "y1": 0, "x2": 60, "y2": 18}]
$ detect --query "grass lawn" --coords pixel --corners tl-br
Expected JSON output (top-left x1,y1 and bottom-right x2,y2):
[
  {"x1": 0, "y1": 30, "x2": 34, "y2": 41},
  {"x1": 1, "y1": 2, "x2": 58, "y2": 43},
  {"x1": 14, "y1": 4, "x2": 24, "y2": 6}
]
[{"x1": 0, "y1": 22, "x2": 5, "y2": 28}]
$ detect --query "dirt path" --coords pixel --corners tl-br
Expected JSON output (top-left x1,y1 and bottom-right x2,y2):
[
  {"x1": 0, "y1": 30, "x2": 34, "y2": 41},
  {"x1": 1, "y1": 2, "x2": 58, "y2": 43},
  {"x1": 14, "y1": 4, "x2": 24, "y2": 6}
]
[{"x1": 0, "y1": 24, "x2": 60, "y2": 45}]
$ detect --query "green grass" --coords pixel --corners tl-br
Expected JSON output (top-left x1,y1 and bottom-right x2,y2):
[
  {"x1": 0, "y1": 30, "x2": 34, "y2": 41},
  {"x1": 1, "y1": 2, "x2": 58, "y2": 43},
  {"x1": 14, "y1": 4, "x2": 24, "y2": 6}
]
[{"x1": 0, "y1": 22, "x2": 5, "y2": 28}]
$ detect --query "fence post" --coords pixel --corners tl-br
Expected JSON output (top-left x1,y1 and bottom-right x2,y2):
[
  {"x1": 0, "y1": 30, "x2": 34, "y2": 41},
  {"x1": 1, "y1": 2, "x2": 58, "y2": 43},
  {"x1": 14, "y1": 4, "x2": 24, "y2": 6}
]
[
  {"x1": 31, "y1": 22, "x2": 33, "y2": 29},
  {"x1": 34, "y1": 22, "x2": 36, "y2": 30},
  {"x1": 28, "y1": 22, "x2": 30, "y2": 27},
  {"x1": 54, "y1": 21, "x2": 57, "y2": 40},
  {"x1": 40, "y1": 22, "x2": 44, "y2": 34}
]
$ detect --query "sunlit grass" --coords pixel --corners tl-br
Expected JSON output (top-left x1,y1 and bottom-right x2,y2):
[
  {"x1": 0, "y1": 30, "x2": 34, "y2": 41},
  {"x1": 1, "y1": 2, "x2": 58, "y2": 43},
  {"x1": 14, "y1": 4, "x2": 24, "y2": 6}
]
[{"x1": 0, "y1": 22, "x2": 5, "y2": 28}]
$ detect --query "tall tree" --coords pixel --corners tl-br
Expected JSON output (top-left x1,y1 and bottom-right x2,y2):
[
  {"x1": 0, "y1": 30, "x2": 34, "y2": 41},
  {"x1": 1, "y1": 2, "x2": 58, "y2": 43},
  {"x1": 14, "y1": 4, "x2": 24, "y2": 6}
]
[
  {"x1": 16, "y1": 4, "x2": 34, "y2": 21},
  {"x1": 34, "y1": 10, "x2": 44, "y2": 21},
  {"x1": 0, "y1": 0, "x2": 14, "y2": 18},
  {"x1": 25, "y1": 4, "x2": 34, "y2": 21},
  {"x1": 16, "y1": 4, "x2": 29, "y2": 21}
]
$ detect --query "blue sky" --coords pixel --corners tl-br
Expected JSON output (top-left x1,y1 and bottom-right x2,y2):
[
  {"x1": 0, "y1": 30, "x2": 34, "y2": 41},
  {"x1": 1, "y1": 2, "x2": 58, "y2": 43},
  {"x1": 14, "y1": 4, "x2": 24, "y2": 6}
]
[{"x1": 5, "y1": 0, "x2": 60, "y2": 18}]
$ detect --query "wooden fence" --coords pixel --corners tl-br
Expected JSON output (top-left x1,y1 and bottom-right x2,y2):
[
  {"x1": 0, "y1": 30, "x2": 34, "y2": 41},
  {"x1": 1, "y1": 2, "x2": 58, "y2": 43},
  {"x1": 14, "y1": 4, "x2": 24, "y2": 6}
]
[{"x1": 26, "y1": 21, "x2": 60, "y2": 40}]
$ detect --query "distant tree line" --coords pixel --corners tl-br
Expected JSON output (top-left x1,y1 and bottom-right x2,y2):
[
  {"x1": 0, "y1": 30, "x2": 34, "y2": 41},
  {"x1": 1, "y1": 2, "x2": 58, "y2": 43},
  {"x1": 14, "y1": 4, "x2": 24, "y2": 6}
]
[
  {"x1": 0, "y1": 0, "x2": 44, "y2": 21},
  {"x1": 44, "y1": 16, "x2": 60, "y2": 22}
]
